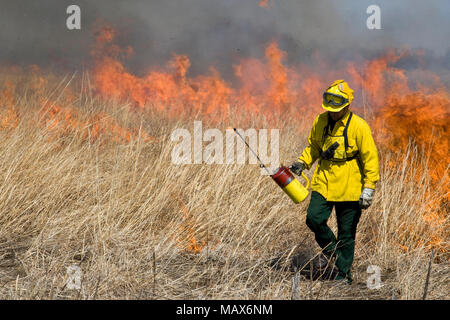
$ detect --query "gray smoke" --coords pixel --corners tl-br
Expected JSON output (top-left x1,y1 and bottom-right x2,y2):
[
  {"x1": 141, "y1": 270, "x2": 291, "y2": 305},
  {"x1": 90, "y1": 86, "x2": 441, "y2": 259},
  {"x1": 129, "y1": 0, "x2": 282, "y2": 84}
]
[{"x1": 0, "y1": 0, "x2": 449, "y2": 81}]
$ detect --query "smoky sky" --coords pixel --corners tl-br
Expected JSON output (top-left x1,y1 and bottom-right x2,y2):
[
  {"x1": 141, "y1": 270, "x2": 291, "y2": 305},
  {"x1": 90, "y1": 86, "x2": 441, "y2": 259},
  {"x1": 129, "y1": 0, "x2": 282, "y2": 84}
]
[{"x1": 0, "y1": 0, "x2": 449, "y2": 80}]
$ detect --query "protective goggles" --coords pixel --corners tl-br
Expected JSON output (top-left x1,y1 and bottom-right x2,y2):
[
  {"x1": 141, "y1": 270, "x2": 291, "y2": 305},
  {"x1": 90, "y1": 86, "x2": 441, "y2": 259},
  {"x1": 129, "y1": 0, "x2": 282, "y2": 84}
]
[{"x1": 323, "y1": 92, "x2": 349, "y2": 107}]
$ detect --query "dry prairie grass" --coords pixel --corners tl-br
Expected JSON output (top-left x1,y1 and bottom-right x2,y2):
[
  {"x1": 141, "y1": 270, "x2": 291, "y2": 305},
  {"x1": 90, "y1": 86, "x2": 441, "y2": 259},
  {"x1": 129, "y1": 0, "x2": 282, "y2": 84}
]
[{"x1": 0, "y1": 73, "x2": 447, "y2": 300}]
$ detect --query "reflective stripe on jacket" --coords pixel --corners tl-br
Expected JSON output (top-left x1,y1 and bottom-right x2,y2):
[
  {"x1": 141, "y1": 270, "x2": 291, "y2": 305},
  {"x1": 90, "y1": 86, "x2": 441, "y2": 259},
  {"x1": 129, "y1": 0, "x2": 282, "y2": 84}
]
[{"x1": 298, "y1": 109, "x2": 380, "y2": 201}]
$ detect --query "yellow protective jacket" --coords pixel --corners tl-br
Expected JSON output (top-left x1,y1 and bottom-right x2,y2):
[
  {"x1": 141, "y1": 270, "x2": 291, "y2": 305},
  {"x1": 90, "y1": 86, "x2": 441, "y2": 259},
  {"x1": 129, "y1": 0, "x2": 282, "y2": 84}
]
[{"x1": 299, "y1": 109, "x2": 379, "y2": 202}]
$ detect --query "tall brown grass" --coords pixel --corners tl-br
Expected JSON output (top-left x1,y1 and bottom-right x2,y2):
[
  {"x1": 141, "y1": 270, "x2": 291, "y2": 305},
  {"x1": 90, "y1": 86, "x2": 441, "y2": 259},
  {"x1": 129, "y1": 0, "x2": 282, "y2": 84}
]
[{"x1": 0, "y1": 72, "x2": 447, "y2": 299}]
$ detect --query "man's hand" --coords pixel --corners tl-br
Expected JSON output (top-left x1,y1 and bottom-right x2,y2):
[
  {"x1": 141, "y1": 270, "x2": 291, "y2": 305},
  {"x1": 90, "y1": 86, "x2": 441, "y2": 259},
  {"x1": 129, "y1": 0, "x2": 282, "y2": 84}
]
[
  {"x1": 290, "y1": 161, "x2": 306, "y2": 176},
  {"x1": 359, "y1": 188, "x2": 374, "y2": 209}
]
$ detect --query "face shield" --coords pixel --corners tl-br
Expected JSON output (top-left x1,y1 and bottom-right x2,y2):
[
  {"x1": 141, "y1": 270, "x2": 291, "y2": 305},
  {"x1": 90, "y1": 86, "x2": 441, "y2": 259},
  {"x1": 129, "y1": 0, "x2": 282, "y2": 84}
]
[{"x1": 323, "y1": 92, "x2": 349, "y2": 107}]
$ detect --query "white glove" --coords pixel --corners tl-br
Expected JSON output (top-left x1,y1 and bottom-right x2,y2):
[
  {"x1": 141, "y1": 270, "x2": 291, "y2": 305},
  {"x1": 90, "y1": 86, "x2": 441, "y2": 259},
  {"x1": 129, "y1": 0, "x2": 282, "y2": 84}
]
[{"x1": 359, "y1": 188, "x2": 374, "y2": 209}]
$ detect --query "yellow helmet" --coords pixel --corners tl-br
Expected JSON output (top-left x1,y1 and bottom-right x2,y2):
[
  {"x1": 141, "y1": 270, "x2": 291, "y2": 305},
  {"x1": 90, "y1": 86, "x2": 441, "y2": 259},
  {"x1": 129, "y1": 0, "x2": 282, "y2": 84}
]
[{"x1": 321, "y1": 80, "x2": 354, "y2": 112}]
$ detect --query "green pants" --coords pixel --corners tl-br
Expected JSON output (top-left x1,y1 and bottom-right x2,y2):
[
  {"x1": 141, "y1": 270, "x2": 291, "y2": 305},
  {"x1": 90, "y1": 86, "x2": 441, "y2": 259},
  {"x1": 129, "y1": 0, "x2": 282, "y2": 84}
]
[{"x1": 306, "y1": 191, "x2": 362, "y2": 281}]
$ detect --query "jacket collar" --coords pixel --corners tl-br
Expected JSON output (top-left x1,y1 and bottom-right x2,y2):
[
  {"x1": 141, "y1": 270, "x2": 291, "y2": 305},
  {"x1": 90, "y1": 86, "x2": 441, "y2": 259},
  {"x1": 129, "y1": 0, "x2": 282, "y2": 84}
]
[{"x1": 328, "y1": 108, "x2": 351, "y2": 125}]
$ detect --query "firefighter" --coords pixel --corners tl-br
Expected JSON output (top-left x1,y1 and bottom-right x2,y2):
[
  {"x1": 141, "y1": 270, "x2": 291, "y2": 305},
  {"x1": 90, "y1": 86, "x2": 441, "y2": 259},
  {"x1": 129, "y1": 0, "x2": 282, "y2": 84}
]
[{"x1": 290, "y1": 80, "x2": 380, "y2": 284}]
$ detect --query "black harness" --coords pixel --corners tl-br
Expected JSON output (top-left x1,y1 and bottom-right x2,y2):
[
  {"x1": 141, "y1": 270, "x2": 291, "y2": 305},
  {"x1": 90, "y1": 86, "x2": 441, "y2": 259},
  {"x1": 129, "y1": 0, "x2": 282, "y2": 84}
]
[{"x1": 321, "y1": 112, "x2": 359, "y2": 162}]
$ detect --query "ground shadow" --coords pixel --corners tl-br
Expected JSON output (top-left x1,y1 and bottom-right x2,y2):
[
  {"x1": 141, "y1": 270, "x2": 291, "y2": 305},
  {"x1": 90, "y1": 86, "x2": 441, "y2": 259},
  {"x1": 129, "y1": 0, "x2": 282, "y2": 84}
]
[{"x1": 269, "y1": 249, "x2": 339, "y2": 281}]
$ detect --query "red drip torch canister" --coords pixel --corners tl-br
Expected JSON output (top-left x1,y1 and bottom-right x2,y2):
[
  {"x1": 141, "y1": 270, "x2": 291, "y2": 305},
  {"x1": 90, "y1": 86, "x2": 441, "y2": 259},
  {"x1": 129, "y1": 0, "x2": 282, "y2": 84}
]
[{"x1": 271, "y1": 166, "x2": 310, "y2": 203}]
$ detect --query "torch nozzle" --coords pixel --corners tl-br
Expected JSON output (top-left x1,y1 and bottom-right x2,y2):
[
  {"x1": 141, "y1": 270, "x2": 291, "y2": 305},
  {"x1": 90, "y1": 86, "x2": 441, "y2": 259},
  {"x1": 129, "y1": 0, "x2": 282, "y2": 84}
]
[{"x1": 232, "y1": 127, "x2": 271, "y2": 175}]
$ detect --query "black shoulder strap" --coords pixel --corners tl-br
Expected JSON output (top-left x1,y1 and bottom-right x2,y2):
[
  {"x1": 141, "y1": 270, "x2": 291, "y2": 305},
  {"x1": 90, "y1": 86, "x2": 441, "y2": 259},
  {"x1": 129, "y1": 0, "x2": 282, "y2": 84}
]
[
  {"x1": 343, "y1": 112, "x2": 353, "y2": 150},
  {"x1": 321, "y1": 116, "x2": 330, "y2": 144}
]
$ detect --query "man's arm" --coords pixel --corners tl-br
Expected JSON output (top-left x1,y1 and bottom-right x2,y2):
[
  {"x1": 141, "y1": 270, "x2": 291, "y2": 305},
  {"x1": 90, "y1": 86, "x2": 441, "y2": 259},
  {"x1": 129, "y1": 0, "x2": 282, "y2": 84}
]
[
  {"x1": 298, "y1": 116, "x2": 321, "y2": 169},
  {"x1": 356, "y1": 121, "x2": 380, "y2": 189}
]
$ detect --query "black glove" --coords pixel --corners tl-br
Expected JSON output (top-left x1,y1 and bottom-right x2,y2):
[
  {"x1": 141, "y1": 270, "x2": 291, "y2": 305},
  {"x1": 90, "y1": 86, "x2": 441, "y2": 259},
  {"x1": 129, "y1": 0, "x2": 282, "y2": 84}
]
[{"x1": 290, "y1": 161, "x2": 306, "y2": 176}]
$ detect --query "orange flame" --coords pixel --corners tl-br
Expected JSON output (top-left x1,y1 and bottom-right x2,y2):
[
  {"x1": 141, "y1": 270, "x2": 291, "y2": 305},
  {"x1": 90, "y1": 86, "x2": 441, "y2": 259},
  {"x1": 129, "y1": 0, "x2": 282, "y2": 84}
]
[
  {"x1": 258, "y1": 0, "x2": 270, "y2": 8},
  {"x1": 170, "y1": 192, "x2": 207, "y2": 254},
  {"x1": 90, "y1": 26, "x2": 448, "y2": 254},
  {"x1": 0, "y1": 82, "x2": 19, "y2": 130},
  {"x1": 1, "y1": 24, "x2": 447, "y2": 255},
  {"x1": 39, "y1": 101, "x2": 153, "y2": 144}
]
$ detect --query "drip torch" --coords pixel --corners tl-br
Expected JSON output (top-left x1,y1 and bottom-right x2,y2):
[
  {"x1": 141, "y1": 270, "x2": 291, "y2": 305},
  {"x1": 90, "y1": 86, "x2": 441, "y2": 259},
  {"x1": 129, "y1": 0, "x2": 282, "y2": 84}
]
[{"x1": 233, "y1": 128, "x2": 310, "y2": 203}]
